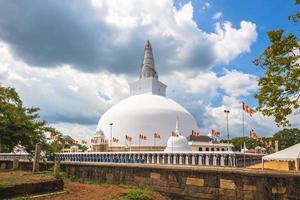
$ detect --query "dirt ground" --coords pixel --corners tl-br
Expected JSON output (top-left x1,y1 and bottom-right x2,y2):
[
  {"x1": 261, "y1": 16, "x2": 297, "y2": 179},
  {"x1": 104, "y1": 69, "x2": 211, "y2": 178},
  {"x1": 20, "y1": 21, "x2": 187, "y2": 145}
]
[{"x1": 37, "y1": 182, "x2": 167, "y2": 200}]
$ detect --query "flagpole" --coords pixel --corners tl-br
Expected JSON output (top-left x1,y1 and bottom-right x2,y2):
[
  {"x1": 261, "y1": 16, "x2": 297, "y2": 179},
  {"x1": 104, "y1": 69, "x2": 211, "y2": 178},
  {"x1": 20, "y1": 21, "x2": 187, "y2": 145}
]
[
  {"x1": 154, "y1": 134, "x2": 156, "y2": 149},
  {"x1": 139, "y1": 137, "x2": 141, "y2": 153},
  {"x1": 242, "y1": 103, "x2": 246, "y2": 167},
  {"x1": 172, "y1": 132, "x2": 173, "y2": 154}
]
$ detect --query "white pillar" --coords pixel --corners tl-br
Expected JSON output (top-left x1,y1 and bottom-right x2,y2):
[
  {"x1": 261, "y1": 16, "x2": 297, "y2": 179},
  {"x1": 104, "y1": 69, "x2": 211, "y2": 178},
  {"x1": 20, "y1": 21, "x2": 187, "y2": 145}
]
[
  {"x1": 220, "y1": 155, "x2": 225, "y2": 166},
  {"x1": 162, "y1": 155, "x2": 165, "y2": 164},
  {"x1": 167, "y1": 154, "x2": 171, "y2": 164},
  {"x1": 205, "y1": 155, "x2": 209, "y2": 166},
  {"x1": 213, "y1": 155, "x2": 217, "y2": 166},
  {"x1": 173, "y1": 154, "x2": 177, "y2": 165},
  {"x1": 179, "y1": 155, "x2": 183, "y2": 165},
  {"x1": 151, "y1": 154, "x2": 155, "y2": 164},
  {"x1": 228, "y1": 155, "x2": 232, "y2": 167},
  {"x1": 157, "y1": 155, "x2": 160, "y2": 164},
  {"x1": 147, "y1": 154, "x2": 150, "y2": 164},
  {"x1": 185, "y1": 155, "x2": 189, "y2": 165},
  {"x1": 199, "y1": 155, "x2": 203, "y2": 165},
  {"x1": 233, "y1": 156, "x2": 236, "y2": 167},
  {"x1": 192, "y1": 155, "x2": 195, "y2": 165}
]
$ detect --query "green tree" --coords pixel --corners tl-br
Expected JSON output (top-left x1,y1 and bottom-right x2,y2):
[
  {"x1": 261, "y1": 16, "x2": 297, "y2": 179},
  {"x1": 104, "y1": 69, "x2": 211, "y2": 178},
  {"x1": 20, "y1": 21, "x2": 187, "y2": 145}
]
[
  {"x1": 221, "y1": 137, "x2": 263, "y2": 152},
  {"x1": 254, "y1": 1, "x2": 300, "y2": 126},
  {"x1": 0, "y1": 86, "x2": 50, "y2": 153},
  {"x1": 273, "y1": 128, "x2": 300, "y2": 150}
]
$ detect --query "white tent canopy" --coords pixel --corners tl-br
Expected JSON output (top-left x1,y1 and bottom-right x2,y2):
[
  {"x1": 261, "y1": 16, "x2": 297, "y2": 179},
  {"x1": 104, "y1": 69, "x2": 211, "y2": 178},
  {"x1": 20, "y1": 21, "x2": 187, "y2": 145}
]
[{"x1": 262, "y1": 143, "x2": 300, "y2": 171}]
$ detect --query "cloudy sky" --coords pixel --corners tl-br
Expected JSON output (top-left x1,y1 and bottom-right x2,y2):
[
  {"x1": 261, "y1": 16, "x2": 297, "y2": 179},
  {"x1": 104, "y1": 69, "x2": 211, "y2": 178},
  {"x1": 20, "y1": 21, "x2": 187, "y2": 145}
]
[{"x1": 0, "y1": 0, "x2": 299, "y2": 142}]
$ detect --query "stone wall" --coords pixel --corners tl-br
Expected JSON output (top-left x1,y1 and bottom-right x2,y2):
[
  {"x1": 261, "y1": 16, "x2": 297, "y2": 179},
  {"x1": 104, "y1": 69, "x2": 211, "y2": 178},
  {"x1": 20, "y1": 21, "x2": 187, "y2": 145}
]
[
  {"x1": 61, "y1": 162, "x2": 300, "y2": 200},
  {"x1": 1, "y1": 160, "x2": 299, "y2": 200}
]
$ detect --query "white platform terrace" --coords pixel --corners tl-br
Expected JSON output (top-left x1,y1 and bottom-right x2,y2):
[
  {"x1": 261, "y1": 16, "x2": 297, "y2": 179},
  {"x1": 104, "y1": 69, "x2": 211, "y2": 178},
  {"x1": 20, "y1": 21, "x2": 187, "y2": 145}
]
[{"x1": 55, "y1": 151, "x2": 263, "y2": 167}]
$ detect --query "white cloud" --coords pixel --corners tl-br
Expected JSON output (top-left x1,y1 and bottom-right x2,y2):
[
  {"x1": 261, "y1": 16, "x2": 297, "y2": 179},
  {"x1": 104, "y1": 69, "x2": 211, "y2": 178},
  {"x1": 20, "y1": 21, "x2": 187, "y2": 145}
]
[
  {"x1": 212, "y1": 12, "x2": 222, "y2": 20},
  {"x1": 219, "y1": 69, "x2": 258, "y2": 97},
  {"x1": 57, "y1": 0, "x2": 257, "y2": 72},
  {"x1": 0, "y1": 42, "x2": 131, "y2": 128},
  {"x1": 201, "y1": 2, "x2": 211, "y2": 11},
  {"x1": 211, "y1": 21, "x2": 257, "y2": 64}
]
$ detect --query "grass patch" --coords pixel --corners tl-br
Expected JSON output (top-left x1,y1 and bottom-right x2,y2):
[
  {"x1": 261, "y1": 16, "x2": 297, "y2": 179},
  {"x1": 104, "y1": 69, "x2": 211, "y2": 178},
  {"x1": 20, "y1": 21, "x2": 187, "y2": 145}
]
[
  {"x1": 125, "y1": 189, "x2": 155, "y2": 200},
  {"x1": 111, "y1": 188, "x2": 156, "y2": 200},
  {"x1": 0, "y1": 171, "x2": 55, "y2": 188}
]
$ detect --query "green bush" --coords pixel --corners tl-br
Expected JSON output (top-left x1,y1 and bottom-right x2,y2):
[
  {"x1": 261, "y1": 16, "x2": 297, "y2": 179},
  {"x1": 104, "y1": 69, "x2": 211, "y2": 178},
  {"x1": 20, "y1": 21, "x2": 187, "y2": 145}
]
[{"x1": 125, "y1": 189, "x2": 154, "y2": 200}]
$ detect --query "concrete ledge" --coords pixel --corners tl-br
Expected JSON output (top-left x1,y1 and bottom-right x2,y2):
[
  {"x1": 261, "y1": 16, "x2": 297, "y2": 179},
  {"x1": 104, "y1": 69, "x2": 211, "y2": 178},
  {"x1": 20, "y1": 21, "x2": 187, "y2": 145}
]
[{"x1": 60, "y1": 161, "x2": 300, "y2": 177}]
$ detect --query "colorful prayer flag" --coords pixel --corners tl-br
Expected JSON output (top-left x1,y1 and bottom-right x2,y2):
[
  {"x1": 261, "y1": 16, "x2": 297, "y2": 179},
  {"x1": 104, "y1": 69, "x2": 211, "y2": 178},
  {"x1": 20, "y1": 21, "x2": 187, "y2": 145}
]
[
  {"x1": 249, "y1": 129, "x2": 257, "y2": 139},
  {"x1": 113, "y1": 137, "x2": 119, "y2": 143},
  {"x1": 192, "y1": 130, "x2": 200, "y2": 137},
  {"x1": 139, "y1": 134, "x2": 147, "y2": 140},
  {"x1": 172, "y1": 131, "x2": 179, "y2": 137},
  {"x1": 125, "y1": 135, "x2": 132, "y2": 142},
  {"x1": 154, "y1": 132, "x2": 161, "y2": 139},
  {"x1": 242, "y1": 102, "x2": 255, "y2": 117},
  {"x1": 212, "y1": 129, "x2": 220, "y2": 138}
]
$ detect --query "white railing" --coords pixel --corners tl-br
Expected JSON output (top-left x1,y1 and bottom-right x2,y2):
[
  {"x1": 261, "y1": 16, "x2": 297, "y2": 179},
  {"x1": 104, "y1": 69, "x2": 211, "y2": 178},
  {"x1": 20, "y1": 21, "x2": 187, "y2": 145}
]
[
  {"x1": 0, "y1": 153, "x2": 31, "y2": 161},
  {"x1": 56, "y1": 151, "x2": 263, "y2": 167}
]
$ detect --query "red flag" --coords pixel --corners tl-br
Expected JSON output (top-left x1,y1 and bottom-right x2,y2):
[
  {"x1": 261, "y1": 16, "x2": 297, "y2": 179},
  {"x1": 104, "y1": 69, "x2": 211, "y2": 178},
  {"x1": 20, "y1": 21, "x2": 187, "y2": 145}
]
[
  {"x1": 212, "y1": 129, "x2": 220, "y2": 138},
  {"x1": 125, "y1": 135, "x2": 132, "y2": 142},
  {"x1": 172, "y1": 131, "x2": 179, "y2": 137},
  {"x1": 242, "y1": 102, "x2": 255, "y2": 117},
  {"x1": 249, "y1": 129, "x2": 257, "y2": 139},
  {"x1": 91, "y1": 139, "x2": 96, "y2": 144},
  {"x1": 139, "y1": 134, "x2": 147, "y2": 140},
  {"x1": 113, "y1": 137, "x2": 119, "y2": 143},
  {"x1": 192, "y1": 130, "x2": 200, "y2": 137},
  {"x1": 154, "y1": 132, "x2": 161, "y2": 139}
]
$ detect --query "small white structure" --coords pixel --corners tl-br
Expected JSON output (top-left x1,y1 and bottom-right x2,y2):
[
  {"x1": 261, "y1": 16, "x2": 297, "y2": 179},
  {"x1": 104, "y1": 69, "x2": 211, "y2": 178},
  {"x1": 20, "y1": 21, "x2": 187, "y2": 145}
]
[
  {"x1": 188, "y1": 135, "x2": 233, "y2": 152},
  {"x1": 70, "y1": 145, "x2": 79, "y2": 152},
  {"x1": 262, "y1": 143, "x2": 300, "y2": 171},
  {"x1": 165, "y1": 119, "x2": 191, "y2": 152}
]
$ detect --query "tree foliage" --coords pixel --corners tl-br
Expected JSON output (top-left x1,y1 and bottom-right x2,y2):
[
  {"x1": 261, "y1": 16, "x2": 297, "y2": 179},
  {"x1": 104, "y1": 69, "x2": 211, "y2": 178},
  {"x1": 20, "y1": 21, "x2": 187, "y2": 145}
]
[
  {"x1": 254, "y1": 1, "x2": 300, "y2": 126},
  {"x1": 273, "y1": 128, "x2": 300, "y2": 150},
  {"x1": 0, "y1": 86, "x2": 51, "y2": 153},
  {"x1": 221, "y1": 128, "x2": 300, "y2": 152},
  {"x1": 221, "y1": 137, "x2": 264, "y2": 152}
]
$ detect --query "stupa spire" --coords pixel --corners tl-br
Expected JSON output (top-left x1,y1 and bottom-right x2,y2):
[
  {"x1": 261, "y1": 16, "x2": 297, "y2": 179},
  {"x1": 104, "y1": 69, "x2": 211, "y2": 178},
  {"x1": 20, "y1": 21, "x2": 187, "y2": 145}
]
[
  {"x1": 140, "y1": 40, "x2": 158, "y2": 79},
  {"x1": 175, "y1": 117, "x2": 180, "y2": 134}
]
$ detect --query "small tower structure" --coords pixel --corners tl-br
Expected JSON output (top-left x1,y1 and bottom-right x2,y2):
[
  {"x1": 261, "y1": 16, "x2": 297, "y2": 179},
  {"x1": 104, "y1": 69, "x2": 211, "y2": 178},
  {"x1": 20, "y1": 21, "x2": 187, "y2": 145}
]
[{"x1": 92, "y1": 129, "x2": 108, "y2": 152}]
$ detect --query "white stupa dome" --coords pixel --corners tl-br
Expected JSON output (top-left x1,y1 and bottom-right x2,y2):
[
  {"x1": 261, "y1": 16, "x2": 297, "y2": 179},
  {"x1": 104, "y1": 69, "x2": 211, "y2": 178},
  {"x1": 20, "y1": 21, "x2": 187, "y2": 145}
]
[
  {"x1": 165, "y1": 135, "x2": 191, "y2": 152},
  {"x1": 96, "y1": 94, "x2": 198, "y2": 146},
  {"x1": 96, "y1": 40, "x2": 198, "y2": 147}
]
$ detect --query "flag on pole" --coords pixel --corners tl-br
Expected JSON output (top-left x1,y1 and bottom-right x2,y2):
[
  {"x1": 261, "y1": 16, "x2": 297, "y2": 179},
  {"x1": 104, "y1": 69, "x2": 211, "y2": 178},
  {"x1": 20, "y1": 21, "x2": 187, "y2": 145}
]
[
  {"x1": 113, "y1": 137, "x2": 119, "y2": 143},
  {"x1": 81, "y1": 140, "x2": 87, "y2": 144},
  {"x1": 125, "y1": 135, "x2": 132, "y2": 142},
  {"x1": 50, "y1": 135, "x2": 59, "y2": 141},
  {"x1": 172, "y1": 131, "x2": 179, "y2": 137},
  {"x1": 249, "y1": 129, "x2": 257, "y2": 139},
  {"x1": 242, "y1": 102, "x2": 255, "y2": 117},
  {"x1": 212, "y1": 129, "x2": 220, "y2": 138},
  {"x1": 139, "y1": 134, "x2": 147, "y2": 140},
  {"x1": 154, "y1": 132, "x2": 161, "y2": 139},
  {"x1": 192, "y1": 130, "x2": 200, "y2": 137}
]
